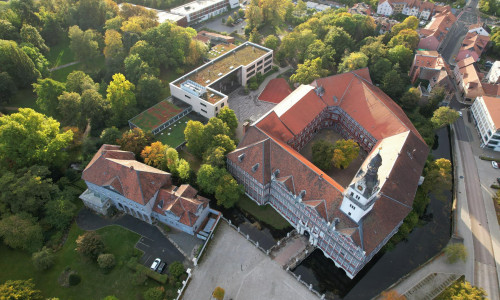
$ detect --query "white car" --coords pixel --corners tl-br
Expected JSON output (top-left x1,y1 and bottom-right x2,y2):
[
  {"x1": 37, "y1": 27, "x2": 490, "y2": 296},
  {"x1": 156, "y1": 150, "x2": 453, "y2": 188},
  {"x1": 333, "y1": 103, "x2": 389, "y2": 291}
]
[
  {"x1": 458, "y1": 111, "x2": 463, "y2": 117},
  {"x1": 150, "y1": 258, "x2": 161, "y2": 271},
  {"x1": 492, "y1": 161, "x2": 499, "y2": 169}
]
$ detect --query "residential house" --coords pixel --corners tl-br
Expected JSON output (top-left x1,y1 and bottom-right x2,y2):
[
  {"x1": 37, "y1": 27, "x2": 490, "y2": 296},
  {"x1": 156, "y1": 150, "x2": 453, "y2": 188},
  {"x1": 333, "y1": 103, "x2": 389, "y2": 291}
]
[
  {"x1": 468, "y1": 23, "x2": 490, "y2": 37},
  {"x1": 373, "y1": 16, "x2": 399, "y2": 34},
  {"x1": 417, "y1": 9, "x2": 456, "y2": 51},
  {"x1": 471, "y1": 96, "x2": 500, "y2": 151},
  {"x1": 227, "y1": 68, "x2": 428, "y2": 278},
  {"x1": 409, "y1": 50, "x2": 453, "y2": 93},
  {"x1": 349, "y1": 2, "x2": 372, "y2": 15},
  {"x1": 455, "y1": 31, "x2": 490, "y2": 62},
  {"x1": 454, "y1": 57, "x2": 484, "y2": 101},
  {"x1": 377, "y1": 0, "x2": 450, "y2": 20},
  {"x1": 80, "y1": 145, "x2": 218, "y2": 236}
]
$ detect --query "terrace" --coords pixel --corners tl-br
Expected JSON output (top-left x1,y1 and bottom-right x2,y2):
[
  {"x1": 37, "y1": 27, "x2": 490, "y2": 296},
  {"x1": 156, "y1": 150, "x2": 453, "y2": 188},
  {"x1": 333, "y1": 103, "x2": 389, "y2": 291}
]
[{"x1": 180, "y1": 44, "x2": 269, "y2": 87}]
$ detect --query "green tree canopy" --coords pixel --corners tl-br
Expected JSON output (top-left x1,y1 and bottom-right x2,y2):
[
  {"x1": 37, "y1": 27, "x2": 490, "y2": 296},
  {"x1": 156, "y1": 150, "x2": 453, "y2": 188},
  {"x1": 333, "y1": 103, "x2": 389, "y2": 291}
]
[
  {"x1": 107, "y1": 73, "x2": 137, "y2": 126},
  {"x1": 0, "y1": 72, "x2": 17, "y2": 104},
  {"x1": 203, "y1": 146, "x2": 226, "y2": 168},
  {"x1": 68, "y1": 25, "x2": 102, "y2": 63},
  {"x1": 184, "y1": 120, "x2": 205, "y2": 158},
  {"x1": 444, "y1": 243, "x2": 467, "y2": 264},
  {"x1": 43, "y1": 195, "x2": 77, "y2": 231},
  {"x1": 431, "y1": 107, "x2": 459, "y2": 128},
  {"x1": 0, "y1": 108, "x2": 73, "y2": 169},
  {"x1": 75, "y1": 231, "x2": 105, "y2": 260},
  {"x1": 387, "y1": 45, "x2": 413, "y2": 73},
  {"x1": 197, "y1": 164, "x2": 224, "y2": 195},
  {"x1": 437, "y1": 280, "x2": 486, "y2": 300},
  {"x1": 100, "y1": 127, "x2": 121, "y2": 145},
  {"x1": 66, "y1": 71, "x2": 99, "y2": 94},
  {"x1": 290, "y1": 57, "x2": 328, "y2": 84},
  {"x1": 263, "y1": 35, "x2": 280, "y2": 50},
  {"x1": 32, "y1": 247, "x2": 55, "y2": 271},
  {"x1": 20, "y1": 24, "x2": 49, "y2": 53},
  {"x1": 58, "y1": 91, "x2": 83, "y2": 127},
  {"x1": 119, "y1": 128, "x2": 153, "y2": 157},
  {"x1": 33, "y1": 78, "x2": 66, "y2": 118},
  {"x1": 312, "y1": 140, "x2": 335, "y2": 171},
  {"x1": 215, "y1": 174, "x2": 244, "y2": 208},
  {"x1": 81, "y1": 89, "x2": 110, "y2": 132},
  {"x1": 400, "y1": 87, "x2": 420, "y2": 112},
  {"x1": 382, "y1": 69, "x2": 406, "y2": 99},
  {"x1": 388, "y1": 29, "x2": 419, "y2": 50},
  {"x1": 0, "y1": 39, "x2": 40, "y2": 88},
  {"x1": 338, "y1": 51, "x2": 369, "y2": 73},
  {"x1": 136, "y1": 74, "x2": 162, "y2": 109},
  {"x1": 217, "y1": 107, "x2": 238, "y2": 134},
  {"x1": 332, "y1": 139, "x2": 359, "y2": 169},
  {"x1": 124, "y1": 53, "x2": 159, "y2": 85},
  {"x1": 0, "y1": 279, "x2": 43, "y2": 300},
  {"x1": 369, "y1": 58, "x2": 392, "y2": 84},
  {"x1": 0, "y1": 214, "x2": 44, "y2": 252}
]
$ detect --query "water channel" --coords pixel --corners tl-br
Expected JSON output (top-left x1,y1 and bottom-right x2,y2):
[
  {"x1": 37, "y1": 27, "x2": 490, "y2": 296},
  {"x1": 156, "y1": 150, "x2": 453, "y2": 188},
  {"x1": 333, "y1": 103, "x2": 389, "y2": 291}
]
[{"x1": 219, "y1": 127, "x2": 452, "y2": 299}]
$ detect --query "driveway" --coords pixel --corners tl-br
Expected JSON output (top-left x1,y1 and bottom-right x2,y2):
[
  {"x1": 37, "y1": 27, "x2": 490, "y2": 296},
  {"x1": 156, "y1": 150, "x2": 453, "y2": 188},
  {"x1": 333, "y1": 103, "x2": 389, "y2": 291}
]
[{"x1": 76, "y1": 209, "x2": 186, "y2": 267}]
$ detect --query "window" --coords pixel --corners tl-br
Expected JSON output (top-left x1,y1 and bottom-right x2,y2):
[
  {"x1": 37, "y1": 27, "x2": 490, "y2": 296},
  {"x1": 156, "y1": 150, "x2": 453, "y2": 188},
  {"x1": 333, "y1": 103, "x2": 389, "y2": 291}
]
[
  {"x1": 221, "y1": 103, "x2": 225, "y2": 107},
  {"x1": 200, "y1": 102, "x2": 207, "y2": 107},
  {"x1": 185, "y1": 94, "x2": 191, "y2": 99},
  {"x1": 201, "y1": 109, "x2": 207, "y2": 113},
  {"x1": 247, "y1": 64, "x2": 255, "y2": 71},
  {"x1": 247, "y1": 70, "x2": 255, "y2": 77}
]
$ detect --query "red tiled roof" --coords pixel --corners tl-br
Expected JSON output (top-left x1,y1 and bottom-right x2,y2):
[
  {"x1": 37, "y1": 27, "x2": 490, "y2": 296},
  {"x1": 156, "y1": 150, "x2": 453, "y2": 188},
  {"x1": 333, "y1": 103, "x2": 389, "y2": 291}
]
[
  {"x1": 482, "y1": 96, "x2": 500, "y2": 129},
  {"x1": 82, "y1": 145, "x2": 171, "y2": 205},
  {"x1": 255, "y1": 111, "x2": 295, "y2": 142},
  {"x1": 154, "y1": 185, "x2": 208, "y2": 227},
  {"x1": 280, "y1": 90, "x2": 327, "y2": 135},
  {"x1": 258, "y1": 78, "x2": 293, "y2": 104},
  {"x1": 483, "y1": 83, "x2": 500, "y2": 97}
]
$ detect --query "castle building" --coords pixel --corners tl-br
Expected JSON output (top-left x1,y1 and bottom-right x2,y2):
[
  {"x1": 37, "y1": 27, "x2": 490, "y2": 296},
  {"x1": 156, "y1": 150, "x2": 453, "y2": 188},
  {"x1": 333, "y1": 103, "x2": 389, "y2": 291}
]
[{"x1": 226, "y1": 69, "x2": 428, "y2": 278}]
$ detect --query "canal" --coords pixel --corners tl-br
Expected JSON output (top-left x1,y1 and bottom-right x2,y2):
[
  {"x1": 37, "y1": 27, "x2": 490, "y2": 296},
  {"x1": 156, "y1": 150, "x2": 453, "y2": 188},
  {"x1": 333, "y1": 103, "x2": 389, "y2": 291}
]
[{"x1": 293, "y1": 127, "x2": 453, "y2": 299}]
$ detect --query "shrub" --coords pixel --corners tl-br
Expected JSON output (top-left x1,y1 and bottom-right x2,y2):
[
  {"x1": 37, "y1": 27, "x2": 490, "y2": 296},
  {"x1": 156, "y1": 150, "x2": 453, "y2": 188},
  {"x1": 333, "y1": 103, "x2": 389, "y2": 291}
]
[
  {"x1": 491, "y1": 184, "x2": 500, "y2": 189},
  {"x1": 97, "y1": 253, "x2": 116, "y2": 271},
  {"x1": 68, "y1": 273, "x2": 81, "y2": 286},
  {"x1": 126, "y1": 260, "x2": 168, "y2": 284},
  {"x1": 103, "y1": 296, "x2": 119, "y2": 300},
  {"x1": 168, "y1": 261, "x2": 185, "y2": 279},
  {"x1": 444, "y1": 243, "x2": 468, "y2": 263},
  {"x1": 143, "y1": 287, "x2": 164, "y2": 300},
  {"x1": 131, "y1": 271, "x2": 148, "y2": 286},
  {"x1": 75, "y1": 231, "x2": 105, "y2": 260},
  {"x1": 32, "y1": 247, "x2": 55, "y2": 271}
]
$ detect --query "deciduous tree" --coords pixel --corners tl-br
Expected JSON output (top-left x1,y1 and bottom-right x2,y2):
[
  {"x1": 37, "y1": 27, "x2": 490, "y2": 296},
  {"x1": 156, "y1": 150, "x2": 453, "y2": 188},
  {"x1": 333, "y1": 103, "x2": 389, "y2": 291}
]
[
  {"x1": 0, "y1": 214, "x2": 43, "y2": 252},
  {"x1": 399, "y1": 87, "x2": 420, "y2": 112},
  {"x1": 124, "y1": 53, "x2": 158, "y2": 85},
  {"x1": 382, "y1": 69, "x2": 406, "y2": 99},
  {"x1": 380, "y1": 290, "x2": 406, "y2": 300},
  {"x1": 388, "y1": 29, "x2": 419, "y2": 50},
  {"x1": 217, "y1": 107, "x2": 238, "y2": 134},
  {"x1": 184, "y1": 120, "x2": 205, "y2": 158},
  {"x1": 437, "y1": 281, "x2": 486, "y2": 300},
  {"x1": 0, "y1": 40, "x2": 40, "y2": 88},
  {"x1": 75, "y1": 231, "x2": 105, "y2": 260},
  {"x1": 20, "y1": 24, "x2": 49, "y2": 53},
  {"x1": 338, "y1": 52, "x2": 368, "y2": 73},
  {"x1": 104, "y1": 29, "x2": 124, "y2": 60},
  {"x1": 32, "y1": 247, "x2": 55, "y2": 271},
  {"x1": 81, "y1": 89, "x2": 110, "y2": 132},
  {"x1": 215, "y1": 174, "x2": 243, "y2": 208},
  {"x1": 44, "y1": 196, "x2": 77, "y2": 231},
  {"x1": 264, "y1": 35, "x2": 280, "y2": 50},
  {"x1": 107, "y1": 73, "x2": 137, "y2": 126},
  {"x1": 0, "y1": 72, "x2": 17, "y2": 104},
  {"x1": 203, "y1": 146, "x2": 226, "y2": 168},
  {"x1": 212, "y1": 287, "x2": 225, "y2": 300},
  {"x1": 369, "y1": 58, "x2": 392, "y2": 84},
  {"x1": 444, "y1": 243, "x2": 467, "y2": 263},
  {"x1": 141, "y1": 141, "x2": 168, "y2": 169},
  {"x1": 177, "y1": 159, "x2": 190, "y2": 181},
  {"x1": 168, "y1": 261, "x2": 185, "y2": 278},
  {"x1": 100, "y1": 127, "x2": 121, "y2": 145},
  {"x1": 68, "y1": 25, "x2": 102, "y2": 63},
  {"x1": 387, "y1": 45, "x2": 413, "y2": 73},
  {"x1": 66, "y1": 71, "x2": 99, "y2": 94},
  {"x1": 312, "y1": 140, "x2": 335, "y2": 171},
  {"x1": 34, "y1": 78, "x2": 66, "y2": 118},
  {"x1": 136, "y1": 74, "x2": 162, "y2": 109},
  {"x1": 197, "y1": 164, "x2": 224, "y2": 194},
  {"x1": 97, "y1": 253, "x2": 116, "y2": 271},
  {"x1": 58, "y1": 92, "x2": 83, "y2": 127},
  {"x1": 290, "y1": 57, "x2": 328, "y2": 84},
  {"x1": 332, "y1": 139, "x2": 359, "y2": 169},
  {"x1": 119, "y1": 128, "x2": 153, "y2": 157},
  {"x1": 431, "y1": 107, "x2": 459, "y2": 128},
  {"x1": 324, "y1": 26, "x2": 353, "y2": 61},
  {"x1": 0, "y1": 108, "x2": 73, "y2": 169},
  {"x1": 0, "y1": 279, "x2": 43, "y2": 300}
]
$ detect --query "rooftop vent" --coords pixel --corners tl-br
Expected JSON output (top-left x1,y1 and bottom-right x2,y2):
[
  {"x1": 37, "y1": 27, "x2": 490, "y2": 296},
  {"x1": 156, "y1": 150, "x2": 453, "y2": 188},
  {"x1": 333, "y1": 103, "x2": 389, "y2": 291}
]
[
  {"x1": 218, "y1": 72, "x2": 223, "y2": 76},
  {"x1": 229, "y1": 66, "x2": 234, "y2": 70},
  {"x1": 206, "y1": 80, "x2": 211, "y2": 84},
  {"x1": 238, "y1": 153, "x2": 245, "y2": 162}
]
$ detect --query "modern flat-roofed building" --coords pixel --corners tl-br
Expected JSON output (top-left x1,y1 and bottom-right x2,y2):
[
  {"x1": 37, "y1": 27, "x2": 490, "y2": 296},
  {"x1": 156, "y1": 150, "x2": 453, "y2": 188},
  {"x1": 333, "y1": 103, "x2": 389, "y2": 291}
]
[
  {"x1": 170, "y1": 42, "x2": 273, "y2": 118},
  {"x1": 170, "y1": 0, "x2": 239, "y2": 25},
  {"x1": 486, "y1": 61, "x2": 500, "y2": 84},
  {"x1": 471, "y1": 96, "x2": 500, "y2": 151}
]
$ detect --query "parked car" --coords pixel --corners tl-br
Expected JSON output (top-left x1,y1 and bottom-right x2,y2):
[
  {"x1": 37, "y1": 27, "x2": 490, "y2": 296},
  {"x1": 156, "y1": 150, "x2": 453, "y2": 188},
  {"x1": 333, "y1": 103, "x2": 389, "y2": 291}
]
[
  {"x1": 492, "y1": 161, "x2": 499, "y2": 169},
  {"x1": 458, "y1": 111, "x2": 463, "y2": 117},
  {"x1": 150, "y1": 258, "x2": 161, "y2": 271},
  {"x1": 157, "y1": 261, "x2": 166, "y2": 274}
]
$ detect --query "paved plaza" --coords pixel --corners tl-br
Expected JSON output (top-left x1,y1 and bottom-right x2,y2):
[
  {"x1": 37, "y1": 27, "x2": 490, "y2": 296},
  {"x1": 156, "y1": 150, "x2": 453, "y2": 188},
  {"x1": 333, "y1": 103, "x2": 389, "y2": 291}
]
[{"x1": 183, "y1": 222, "x2": 318, "y2": 300}]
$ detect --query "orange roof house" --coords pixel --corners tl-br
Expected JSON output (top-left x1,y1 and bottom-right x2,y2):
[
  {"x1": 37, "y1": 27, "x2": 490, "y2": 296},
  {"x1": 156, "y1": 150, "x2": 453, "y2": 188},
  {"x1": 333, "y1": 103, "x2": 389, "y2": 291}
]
[
  {"x1": 227, "y1": 69, "x2": 428, "y2": 279},
  {"x1": 409, "y1": 50, "x2": 453, "y2": 92},
  {"x1": 81, "y1": 145, "x2": 216, "y2": 235},
  {"x1": 455, "y1": 31, "x2": 490, "y2": 62},
  {"x1": 258, "y1": 78, "x2": 292, "y2": 104},
  {"x1": 418, "y1": 9, "x2": 456, "y2": 51}
]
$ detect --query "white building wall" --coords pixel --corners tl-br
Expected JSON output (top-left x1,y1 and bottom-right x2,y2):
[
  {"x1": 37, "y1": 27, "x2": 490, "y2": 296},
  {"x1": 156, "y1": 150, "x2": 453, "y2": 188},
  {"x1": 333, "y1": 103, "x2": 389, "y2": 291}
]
[
  {"x1": 169, "y1": 83, "x2": 228, "y2": 118},
  {"x1": 486, "y1": 61, "x2": 500, "y2": 84},
  {"x1": 471, "y1": 96, "x2": 500, "y2": 151},
  {"x1": 377, "y1": 1, "x2": 393, "y2": 16},
  {"x1": 468, "y1": 27, "x2": 489, "y2": 36}
]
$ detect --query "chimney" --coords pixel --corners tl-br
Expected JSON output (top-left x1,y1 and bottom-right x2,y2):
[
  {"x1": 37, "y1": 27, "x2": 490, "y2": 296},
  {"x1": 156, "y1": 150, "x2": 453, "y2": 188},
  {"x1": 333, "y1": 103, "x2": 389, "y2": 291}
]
[{"x1": 243, "y1": 121, "x2": 250, "y2": 133}]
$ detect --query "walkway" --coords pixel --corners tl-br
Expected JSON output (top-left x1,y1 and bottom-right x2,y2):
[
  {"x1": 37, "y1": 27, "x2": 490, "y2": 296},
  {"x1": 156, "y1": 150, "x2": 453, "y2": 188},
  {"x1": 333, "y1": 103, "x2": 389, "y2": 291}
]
[
  {"x1": 76, "y1": 208, "x2": 186, "y2": 265},
  {"x1": 49, "y1": 61, "x2": 80, "y2": 72}
]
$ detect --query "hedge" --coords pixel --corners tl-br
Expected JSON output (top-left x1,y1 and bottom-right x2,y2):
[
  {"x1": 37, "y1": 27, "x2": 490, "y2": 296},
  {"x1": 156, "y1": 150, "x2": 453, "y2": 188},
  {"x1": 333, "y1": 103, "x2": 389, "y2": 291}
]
[
  {"x1": 126, "y1": 260, "x2": 168, "y2": 284},
  {"x1": 479, "y1": 155, "x2": 500, "y2": 163},
  {"x1": 491, "y1": 184, "x2": 500, "y2": 189}
]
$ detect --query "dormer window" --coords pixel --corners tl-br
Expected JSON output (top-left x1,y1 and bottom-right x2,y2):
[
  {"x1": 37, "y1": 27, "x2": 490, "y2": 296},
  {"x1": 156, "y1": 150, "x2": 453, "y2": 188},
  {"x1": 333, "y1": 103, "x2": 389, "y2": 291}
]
[
  {"x1": 299, "y1": 190, "x2": 306, "y2": 198},
  {"x1": 252, "y1": 163, "x2": 259, "y2": 172},
  {"x1": 238, "y1": 153, "x2": 245, "y2": 162}
]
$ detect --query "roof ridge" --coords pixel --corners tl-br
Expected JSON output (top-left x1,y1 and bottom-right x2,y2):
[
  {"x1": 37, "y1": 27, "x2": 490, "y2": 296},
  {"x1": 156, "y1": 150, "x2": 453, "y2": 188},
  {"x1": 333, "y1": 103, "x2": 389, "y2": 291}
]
[
  {"x1": 339, "y1": 74, "x2": 357, "y2": 103},
  {"x1": 380, "y1": 192, "x2": 412, "y2": 209}
]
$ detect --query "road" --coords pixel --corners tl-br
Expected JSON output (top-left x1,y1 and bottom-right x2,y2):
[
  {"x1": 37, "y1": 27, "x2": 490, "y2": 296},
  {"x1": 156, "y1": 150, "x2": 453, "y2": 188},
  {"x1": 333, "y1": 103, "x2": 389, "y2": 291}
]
[{"x1": 454, "y1": 119, "x2": 500, "y2": 299}]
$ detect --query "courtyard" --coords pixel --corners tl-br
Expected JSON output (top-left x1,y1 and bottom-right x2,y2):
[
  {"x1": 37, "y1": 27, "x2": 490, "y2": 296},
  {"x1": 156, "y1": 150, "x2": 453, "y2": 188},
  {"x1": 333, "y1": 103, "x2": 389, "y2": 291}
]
[
  {"x1": 183, "y1": 222, "x2": 318, "y2": 300},
  {"x1": 299, "y1": 128, "x2": 367, "y2": 187}
]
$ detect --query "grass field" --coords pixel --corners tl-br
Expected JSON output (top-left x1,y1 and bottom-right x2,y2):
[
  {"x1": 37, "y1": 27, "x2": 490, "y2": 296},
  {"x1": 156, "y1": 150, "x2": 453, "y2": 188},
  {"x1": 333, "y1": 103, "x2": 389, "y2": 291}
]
[
  {"x1": 178, "y1": 148, "x2": 202, "y2": 172},
  {"x1": 0, "y1": 224, "x2": 165, "y2": 299},
  {"x1": 237, "y1": 195, "x2": 291, "y2": 230},
  {"x1": 50, "y1": 56, "x2": 105, "y2": 82},
  {"x1": 130, "y1": 100, "x2": 183, "y2": 132},
  {"x1": 154, "y1": 114, "x2": 193, "y2": 148},
  {"x1": 46, "y1": 38, "x2": 75, "y2": 69}
]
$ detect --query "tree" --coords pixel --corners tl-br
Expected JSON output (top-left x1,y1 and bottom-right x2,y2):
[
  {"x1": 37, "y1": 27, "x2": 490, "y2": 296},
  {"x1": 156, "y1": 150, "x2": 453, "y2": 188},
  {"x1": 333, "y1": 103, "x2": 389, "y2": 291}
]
[
  {"x1": 263, "y1": 35, "x2": 280, "y2": 50},
  {"x1": 211, "y1": 134, "x2": 236, "y2": 155},
  {"x1": 304, "y1": 40, "x2": 336, "y2": 69},
  {"x1": 185, "y1": 39, "x2": 207, "y2": 66},
  {"x1": 431, "y1": 107, "x2": 459, "y2": 128},
  {"x1": 0, "y1": 72, "x2": 17, "y2": 104},
  {"x1": 212, "y1": 287, "x2": 225, "y2": 300},
  {"x1": 217, "y1": 107, "x2": 238, "y2": 134},
  {"x1": 437, "y1": 280, "x2": 486, "y2": 300},
  {"x1": 238, "y1": 8, "x2": 245, "y2": 18},
  {"x1": 491, "y1": 27, "x2": 500, "y2": 56},
  {"x1": 76, "y1": 231, "x2": 105, "y2": 260},
  {"x1": 260, "y1": 0, "x2": 289, "y2": 27},
  {"x1": 444, "y1": 243, "x2": 467, "y2": 263},
  {"x1": 58, "y1": 92, "x2": 83, "y2": 127},
  {"x1": 66, "y1": 71, "x2": 99, "y2": 94},
  {"x1": 0, "y1": 279, "x2": 43, "y2": 300},
  {"x1": 68, "y1": 25, "x2": 102, "y2": 63},
  {"x1": 197, "y1": 164, "x2": 224, "y2": 194},
  {"x1": 0, "y1": 165, "x2": 56, "y2": 216},
  {"x1": 387, "y1": 45, "x2": 413, "y2": 73},
  {"x1": 21, "y1": 24, "x2": 49, "y2": 53},
  {"x1": 382, "y1": 69, "x2": 406, "y2": 99},
  {"x1": 168, "y1": 261, "x2": 185, "y2": 278},
  {"x1": 185, "y1": 120, "x2": 205, "y2": 157},
  {"x1": 32, "y1": 247, "x2": 55, "y2": 271},
  {"x1": 141, "y1": 141, "x2": 167, "y2": 169},
  {"x1": 370, "y1": 58, "x2": 392, "y2": 84},
  {"x1": 0, "y1": 40, "x2": 40, "y2": 88},
  {"x1": 44, "y1": 196, "x2": 77, "y2": 231},
  {"x1": 388, "y1": 29, "x2": 419, "y2": 50},
  {"x1": 324, "y1": 26, "x2": 353, "y2": 61},
  {"x1": 245, "y1": 0, "x2": 263, "y2": 29},
  {"x1": 177, "y1": 159, "x2": 190, "y2": 181},
  {"x1": 104, "y1": 29, "x2": 124, "y2": 60},
  {"x1": 203, "y1": 146, "x2": 226, "y2": 168},
  {"x1": 100, "y1": 127, "x2": 121, "y2": 145},
  {"x1": 81, "y1": 89, "x2": 110, "y2": 131},
  {"x1": 380, "y1": 290, "x2": 406, "y2": 300},
  {"x1": 0, "y1": 19, "x2": 19, "y2": 40},
  {"x1": 422, "y1": 158, "x2": 452, "y2": 201},
  {"x1": 22, "y1": 45, "x2": 50, "y2": 77},
  {"x1": 249, "y1": 27, "x2": 262, "y2": 44},
  {"x1": 279, "y1": 29, "x2": 317, "y2": 63},
  {"x1": 98, "y1": 253, "x2": 116, "y2": 271},
  {"x1": 0, "y1": 108, "x2": 73, "y2": 169},
  {"x1": 124, "y1": 53, "x2": 158, "y2": 85},
  {"x1": 136, "y1": 75, "x2": 162, "y2": 109},
  {"x1": 312, "y1": 140, "x2": 335, "y2": 171},
  {"x1": 215, "y1": 174, "x2": 243, "y2": 208},
  {"x1": 360, "y1": 40, "x2": 387, "y2": 64},
  {"x1": 202, "y1": 118, "x2": 230, "y2": 152},
  {"x1": 105, "y1": 16, "x2": 124, "y2": 31},
  {"x1": 33, "y1": 78, "x2": 66, "y2": 118},
  {"x1": 332, "y1": 139, "x2": 359, "y2": 169},
  {"x1": 338, "y1": 52, "x2": 369, "y2": 73},
  {"x1": 400, "y1": 87, "x2": 420, "y2": 112},
  {"x1": 0, "y1": 214, "x2": 43, "y2": 252},
  {"x1": 166, "y1": 147, "x2": 179, "y2": 173},
  {"x1": 119, "y1": 128, "x2": 153, "y2": 157},
  {"x1": 121, "y1": 16, "x2": 158, "y2": 34},
  {"x1": 75, "y1": 0, "x2": 117, "y2": 30},
  {"x1": 143, "y1": 287, "x2": 164, "y2": 300},
  {"x1": 290, "y1": 58, "x2": 328, "y2": 84},
  {"x1": 107, "y1": 73, "x2": 137, "y2": 126},
  {"x1": 226, "y1": 15, "x2": 234, "y2": 26}
]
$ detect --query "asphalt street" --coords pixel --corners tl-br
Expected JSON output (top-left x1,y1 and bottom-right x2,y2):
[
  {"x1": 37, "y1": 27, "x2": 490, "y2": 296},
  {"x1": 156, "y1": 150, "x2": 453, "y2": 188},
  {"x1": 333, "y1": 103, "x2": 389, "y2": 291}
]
[{"x1": 454, "y1": 119, "x2": 500, "y2": 299}]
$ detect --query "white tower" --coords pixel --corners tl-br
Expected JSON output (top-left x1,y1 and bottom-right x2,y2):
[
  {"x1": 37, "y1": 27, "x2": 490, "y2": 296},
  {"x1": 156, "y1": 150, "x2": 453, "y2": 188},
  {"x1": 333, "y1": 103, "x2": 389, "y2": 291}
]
[{"x1": 340, "y1": 152, "x2": 382, "y2": 223}]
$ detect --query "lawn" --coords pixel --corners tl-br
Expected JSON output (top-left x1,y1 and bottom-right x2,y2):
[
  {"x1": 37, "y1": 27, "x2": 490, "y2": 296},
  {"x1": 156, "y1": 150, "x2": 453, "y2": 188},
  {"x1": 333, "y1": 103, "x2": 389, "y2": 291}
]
[
  {"x1": 237, "y1": 195, "x2": 291, "y2": 230},
  {"x1": 154, "y1": 114, "x2": 193, "y2": 148},
  {"x1": 0, "y1": 223, "x2": 164, "y2": 299},
  {"x1": 178, "y1": 148, "x2": 202, "y2": 172},
  {"x1": 130, "y1": 100, "x2": 183, "y2": 132},
  {"x1": 46, "y1": 38, "x2": 76, "y2": 69},
  {"x1": 50, "y1": 56, "x2": 105, "y2": 82}
]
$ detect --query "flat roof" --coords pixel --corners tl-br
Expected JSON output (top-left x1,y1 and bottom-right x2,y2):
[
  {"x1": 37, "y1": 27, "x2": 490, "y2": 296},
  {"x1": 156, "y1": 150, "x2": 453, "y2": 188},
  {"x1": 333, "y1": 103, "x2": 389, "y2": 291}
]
[
  {"x1": 175, "y1": 43, "x2": 270, "y2": 87},
  {"x1": 170, "y1": 0, "x2": 225, "y2": 15},
  {"x1": 207, "y1": 44, "x2": 237, "y2": 60},
  {"x1": 129, "y1": 100, "x2": 185, "y2": 132}
]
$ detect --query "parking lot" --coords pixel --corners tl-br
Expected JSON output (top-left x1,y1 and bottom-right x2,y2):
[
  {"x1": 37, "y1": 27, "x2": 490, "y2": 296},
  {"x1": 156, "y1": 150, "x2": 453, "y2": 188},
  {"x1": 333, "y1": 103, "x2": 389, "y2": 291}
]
[{"x1": 193, "y1": 11, "x2": 247, "y2": 35}]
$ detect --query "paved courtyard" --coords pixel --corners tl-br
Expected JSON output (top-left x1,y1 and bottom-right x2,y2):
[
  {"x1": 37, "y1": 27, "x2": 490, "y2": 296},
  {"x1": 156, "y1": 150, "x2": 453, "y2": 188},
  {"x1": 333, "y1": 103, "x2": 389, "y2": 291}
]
[
  {"x1": 228, "y1": 88, "x2": 276, "y2": 124},
  {"x1": 183, "y1": 222, "x2": 318, "y2": 300}
]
